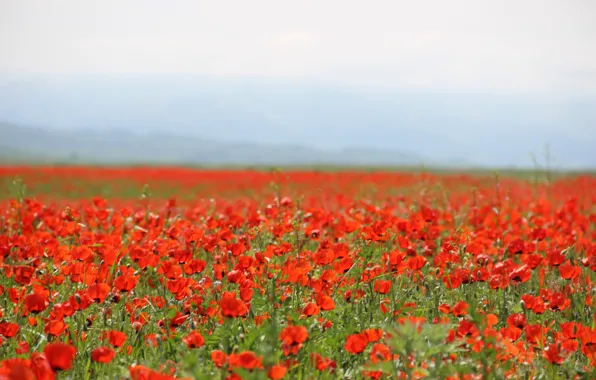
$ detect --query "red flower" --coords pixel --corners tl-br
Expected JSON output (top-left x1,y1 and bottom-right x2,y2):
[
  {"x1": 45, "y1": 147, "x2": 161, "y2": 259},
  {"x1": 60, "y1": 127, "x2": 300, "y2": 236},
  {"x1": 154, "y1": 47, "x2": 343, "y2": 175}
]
[
  {"x1": 220, "y1": 292, "x2": 248, "y2": 318},
  {"x1": 87, "y1": 283, "x2": 111, "y2": 303},
  {"x1": 182, "y1": 331, "x2": 205, "y2": 349},
  {"x1": 267, "y1": 364, "x2": 287, "y2": 379},
  {"x1": 438, "y1": 304, "x2": 451, "y2": 314},
  {"x1": 280, "y1": 325, "x2": 309, "y2": 355},
  {"x1": 452, "y1": 301, "x2": 469, "y2": 317},
  {"x1": 44, "y1": 320, "x2": 68, "y2": 337},
  {"x1": 345, "y1": 333, "x2": 368, "y2": 354},
  {"x1": 373, "y1": 280, "x2": 391, "y2": 294},
  {"x1": 406, "y1": 256, "x2": 427, "y2": 271},
  {"x1": 16, "y1": 341, "x2": 30, "y2": 355},
  {"x1": 559, "y1": 261, "x2": 581, "y2": 280},
  {"x1": 508, "y1": 238, "x2": 525, "y2": 254},
  {"x1": 43, "y1": 343, "x2": 76, "y2": 371},
  {"x1": 543, "y1": 343, "x2": 565, "y2": 364},
  {"x1": 316, "y1": 294, "x2": 336, "y2": 311},
  {"x1": 25, "y1": 292, "x2": 50, "y2": 314},
  {"x1": 369, "y1": 343, "x2": 392, "y2": 363},
  {"x1": 229, "y1": 351, "x2": 263, "y2": 370},
  {"x1": 0, "y1": 358, "x2": 36, "y2": 380},
  {"x1": 302, "y1": 302, "x2": 320, "y2": 317},
  {"x1": 129, "y1": 364, "x2": 175, "y2": 380},
  {"x1": 14, "y1": 266, "x2": 35, "y2": 285},
  {"x1": 211, "y1": 350, "x2": 226, "y2": 368},
  {"x1": 30, "y1": 352, "x2": 54, "y2": 380},
  {"x1": 91, "y1": 346, "x2": 116, "y2": 363},
  {"x1": 509, "y1": 265, "x2": 532, "y2": 283},
  {"x1": 363, "y1": 329, "x2": 384, "y2": 343},
  {"x1": 106, "y1": 330, "x2": 127, "y2": 348},
  {"x1": 0, "y1": 322, "x2": 19, "y2": 338}
]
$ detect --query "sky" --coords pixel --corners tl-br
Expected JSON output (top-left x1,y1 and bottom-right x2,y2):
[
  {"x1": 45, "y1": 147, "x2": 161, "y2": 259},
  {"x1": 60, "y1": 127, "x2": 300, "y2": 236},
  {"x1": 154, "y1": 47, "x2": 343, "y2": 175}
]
[{"x1": 1, "y1": 0, "x2": 596, "y2": 94}]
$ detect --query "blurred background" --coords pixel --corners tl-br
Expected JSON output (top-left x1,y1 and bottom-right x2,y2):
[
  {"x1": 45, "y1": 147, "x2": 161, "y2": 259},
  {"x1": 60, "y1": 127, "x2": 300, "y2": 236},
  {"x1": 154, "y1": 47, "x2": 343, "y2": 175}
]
[{"x1": 1, "y1": 0, "x2": 595, "y2": 170}]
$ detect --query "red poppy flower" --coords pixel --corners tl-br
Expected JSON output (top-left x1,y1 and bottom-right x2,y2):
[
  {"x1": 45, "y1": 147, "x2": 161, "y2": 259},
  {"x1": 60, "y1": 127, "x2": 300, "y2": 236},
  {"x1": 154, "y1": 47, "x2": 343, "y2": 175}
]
[
  {"x1": 211, "y1": 350, "x2": 226, "y2": 368},
  {"x1": 267, "y1": 364, "x2": 287, "y2": 379},
  {"x1": 302, "y1": 302, "x2": 320, "y2": 317},
  {"x1": 220, "y1": 292, "x2": 248, "y2": 318},
  {"x1": 559, "y1": 261, "x2": 581, "y2": 280},
  {"x1": 543, "y1": 343, "x2": 565, "y2": 364},
  {"x1": 507, "y1": 313, "x2": 526, "y2": 329},
  {"x1": 87, "y1": 283, "x2": 111, "y2": 303},
  {"x1": 182, "y1": 331, "x2": 205, "y2": 349},
  {"x1": 44, "y1": 319, "x2": 68, "y2": 337},
  {"x1": 0, "y1": 358, "x2": 36, "y2": 380},
  {"x1": 43, "y1": 342, "x2": 77, "y2": 371},
  {"x1": 507, "y1": 238, "x2": 525, "y2": 254},
  {"x1": 373, "y1": 280, "x2": 391, "y2": 294},
  {"x1": 316, "y1": 294, "x2": 335, "y2": 311},
  {"x1": 0, "y1": 322, "x2": 19, "y2": 338},
  {"x1": 362, "y1": 328, "x2": 384, "y2": 343},
  {"x1": 438, "y1": 304, "x2": 451, "y2": 314},
  {"x1": 25, "y1": 292, "x2": 50, "y2": 314},
  {"x1": 452, "y1": 301, "x2": 469, "y2": 317},
  {"x1": 345, "y1": 333, "x2": 368, "y2": 354},
  {"x1": 91, "y1": 346, "x2": 116, "y2": 363},
  {"x1": 229, "y1": 351, "x2": 263, "y2": 370},
  {"x1": 280, "y1": 325, "x2": 309, "y2": 355},
  {"x1": 30, "y1": 352, "x2": 54, "y2": 380},
  {"x1": 369, "y1": 343, "x2": 392, "y2": 364},
  {"x1": 106, "y1": 330, "x2": 127, "y2": 348}
]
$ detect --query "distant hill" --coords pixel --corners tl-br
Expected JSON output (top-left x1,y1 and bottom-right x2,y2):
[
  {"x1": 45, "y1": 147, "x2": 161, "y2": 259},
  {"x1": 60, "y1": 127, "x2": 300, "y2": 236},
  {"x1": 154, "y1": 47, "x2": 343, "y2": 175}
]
[
  {"x1": 0, "y1": 122, "x2": 433, "y2": 167},
  {"x1": 0, "y1": 76, "x2": 595, "y2": 169}
]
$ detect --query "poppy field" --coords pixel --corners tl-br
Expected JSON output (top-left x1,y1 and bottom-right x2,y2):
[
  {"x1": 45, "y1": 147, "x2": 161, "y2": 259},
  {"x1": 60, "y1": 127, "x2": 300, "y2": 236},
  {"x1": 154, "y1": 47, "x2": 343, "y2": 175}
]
[{"x1": 0, "y1": 166, "x2": 595, "y2": 379}]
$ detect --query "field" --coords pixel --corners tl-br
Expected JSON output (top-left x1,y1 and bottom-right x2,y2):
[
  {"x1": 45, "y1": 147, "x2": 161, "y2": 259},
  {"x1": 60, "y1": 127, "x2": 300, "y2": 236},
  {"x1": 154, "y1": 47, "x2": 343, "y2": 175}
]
[{"x1": 0, "y1": 166, "x2": 595, "y2": 379}]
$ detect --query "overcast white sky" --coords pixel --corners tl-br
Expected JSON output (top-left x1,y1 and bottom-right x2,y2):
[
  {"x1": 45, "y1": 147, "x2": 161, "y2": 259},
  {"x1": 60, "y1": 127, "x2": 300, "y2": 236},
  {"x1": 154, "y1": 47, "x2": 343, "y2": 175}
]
[{"x1": 1, "y1": 0, "x2": 596, "y2": 93}]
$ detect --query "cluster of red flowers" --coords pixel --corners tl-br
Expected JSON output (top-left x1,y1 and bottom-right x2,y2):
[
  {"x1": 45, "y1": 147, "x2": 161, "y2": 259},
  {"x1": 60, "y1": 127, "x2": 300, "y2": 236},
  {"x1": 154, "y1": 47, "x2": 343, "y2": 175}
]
[{"x1": 0, "y1": 167, "x2": 595, "y2": 379}]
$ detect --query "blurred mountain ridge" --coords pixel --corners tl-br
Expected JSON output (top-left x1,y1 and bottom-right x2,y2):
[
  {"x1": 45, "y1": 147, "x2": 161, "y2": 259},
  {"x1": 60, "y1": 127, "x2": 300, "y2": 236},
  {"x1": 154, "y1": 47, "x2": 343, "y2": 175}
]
[
  {"x1": 0, "y1": 76, "x2": 594, "y2": 169},
  {"x1": 0, "y1": 121, "x2": 433, "y2": 167}
]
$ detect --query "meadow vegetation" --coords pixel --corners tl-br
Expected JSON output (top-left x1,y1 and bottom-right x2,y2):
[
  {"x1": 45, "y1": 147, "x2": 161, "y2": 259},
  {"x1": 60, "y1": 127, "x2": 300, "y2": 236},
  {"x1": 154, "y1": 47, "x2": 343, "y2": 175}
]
[{"x1": 0, "y1": 166, "x2": 595, "y2": 379}]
